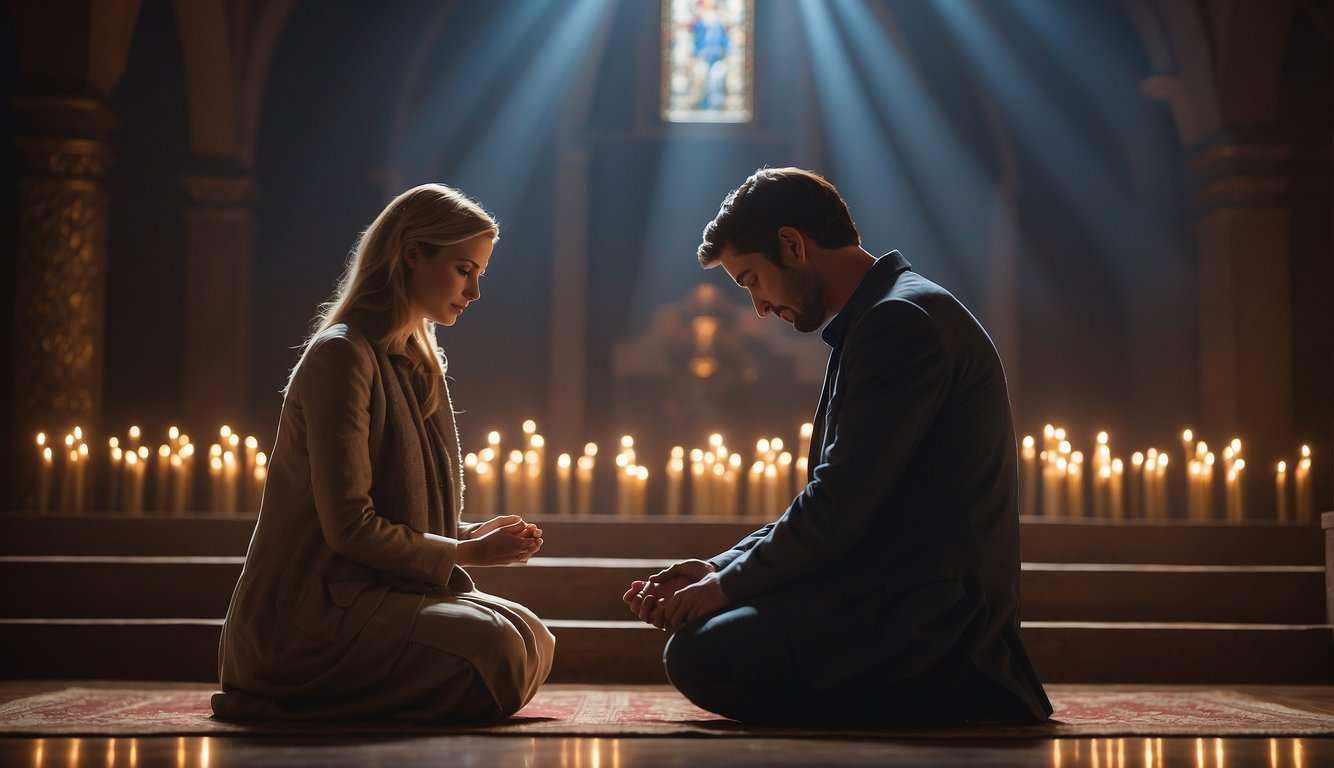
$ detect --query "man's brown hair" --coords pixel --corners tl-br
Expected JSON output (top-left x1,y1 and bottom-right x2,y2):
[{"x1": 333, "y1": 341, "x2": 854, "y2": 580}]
[{"x1": 698, "y1": 167, "x2": 860, "y2": 267}]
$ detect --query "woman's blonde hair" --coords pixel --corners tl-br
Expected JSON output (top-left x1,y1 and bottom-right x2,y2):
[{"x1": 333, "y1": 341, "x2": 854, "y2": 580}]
[{"x1": 291, "y1": 183, "x2": 498, "y2": 417}]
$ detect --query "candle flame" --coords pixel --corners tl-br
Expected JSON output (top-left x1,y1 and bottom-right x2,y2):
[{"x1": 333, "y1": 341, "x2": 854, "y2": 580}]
[
  {"x1": 488, "y1": 431, "x2": 501, "y2": 445},
  {"x1": 557, "y1": 453, "x2": 571, "y2": 469},
  {"x1": 246, "y1": 435, "x2": 258, "y2": 449},
  {"x1": 1277, "y1": 461, "x2": 1287, "y2": 473},
  {"x1": 670, "y1": 446, "x2": 684, "y2": 459},
  {"x1": 1022, "y1": 435, "x2": 1034, "y2": 449},
  {"x1": 709, "y1": 433, "x2": 723, "y2": 447},
  {"x1": 219, "y1": 425, "x2": 231, "y2": 438},
  {"x1": 522, "y1": 420, "x2": 537, "y2": 434},
  {"x1": 800, "y1": 422, "x2": 813, "y2": 438},
  {"x1": 43, "y1": 447, "x2": 52, "y2": 462},
  {"x1": 1301, "y1": 444, "x2": 1311, "y2": 458},
  {"x1": 129, "y1": 425, "x2": 141, "y2": 439},
  {"x1": 1182, "y1": 428, "x2": 1192, "y2": 443},
  {"x1": 583, "y1": 442, "x2": 598, "y2": 456},
  {"x1": 1097, "y1": 431, "x2": 1108, "y2": 445},
  {"x1": 621, "y1": 435, "x2": 635, "y2": 448},
  {"x1": 36, "y1": 432, "x2": 45, "y2": 446}
]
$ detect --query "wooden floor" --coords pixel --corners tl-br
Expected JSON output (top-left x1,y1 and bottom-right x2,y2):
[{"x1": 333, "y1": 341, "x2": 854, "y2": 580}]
[
  {"x1": 1, "y1": 682, "x2": 1332, "y2": 767},
  {"x1": 0, "y1": 733, "x2": 1328, "y2": 767}
]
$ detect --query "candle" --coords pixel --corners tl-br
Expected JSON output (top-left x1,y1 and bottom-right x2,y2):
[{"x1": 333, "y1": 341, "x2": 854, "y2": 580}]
[
  {"x1": 244, "y1": 436, "x2": 259, "y2": 509},
  {"x1": 797, "y1": 422, "x2": 814, "y2": 478},
  {"x1": 576, "y1": 454, "x2": 594, "y2": 516},
  {"x1": 747, "y1": 461, "x2": 762, "y2": 517},
  {"x1": 1129, "y1": 452, "x2": 1143, "y2": 519},
  {"x1": 635, "y1": 465, "x2": 649, "y2": 516},
  {"x1": 1144, "y1": 449, "x2": 1159, "y2": 520},
  {"x1": 179, "y1": 442, "x2": 195, "y2": 514},
  {"x1": 556, "y1": 453, "x2": 572, "y2": 516},
  {"x1": 156, "y1": 445, "x2": 171, "y2": 513},
  {"x1": 1066, "y1": 453, "x2": 1083, "y2": 519},
  {"x1": 504, "y1": 453, "x2": 521, "y2": 517},
  {"x1": 691, "y1": 455, "x2": 707, "y2": 516},
  {"x1": 1020, "y1": 436, "x2": 1037, "y2": 517},
  {"x1": 126, "y1": 450, "x2": 144, "y2": 516},
  {"x1": 1181, "y1": 428, "x2": 1193, "y2": 465},
  {"x1": 665, "y1": 447, "x2": 683, "y2": 517},
  {"x1": 1275, "y1": 461, "x2": 1289, "y2": 523},
  {"x1": 209, "y1": 454, "x2": 223, "y2": 514},
  {"x1": 1110, "y1": 458, "x2": 1124, "y2": 520},
  {"x1": 1296, "y1": 446, "x2": 1312, "y2": 522},
  {"x1": 170, "y1": 454, "x2": 185, "y2": 515},
  {"x1": 39, "y1": 446, "x2": 53, "y2": 514},
  {"x1": 74, "y1": 441, "x2": 88, "y2": 515},
  {"x1": 1229, "y1": 458, "x2": 1245, "y2": 522}
]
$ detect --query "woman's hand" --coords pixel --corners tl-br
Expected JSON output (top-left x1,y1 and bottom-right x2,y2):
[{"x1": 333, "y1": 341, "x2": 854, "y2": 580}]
[{"x1": 457, "y1": 519, "x2": 542, "y2": 566}]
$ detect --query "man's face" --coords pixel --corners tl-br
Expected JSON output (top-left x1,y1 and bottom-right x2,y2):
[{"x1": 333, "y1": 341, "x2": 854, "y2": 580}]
[{"x1": 719, "y1": 245, "x2": 826, "y2": 333}]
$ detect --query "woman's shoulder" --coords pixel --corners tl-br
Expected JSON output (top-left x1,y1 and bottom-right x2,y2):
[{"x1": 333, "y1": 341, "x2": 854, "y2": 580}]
[{"x1": 296, "y1": 322, "x2": 377, "y2": 379}]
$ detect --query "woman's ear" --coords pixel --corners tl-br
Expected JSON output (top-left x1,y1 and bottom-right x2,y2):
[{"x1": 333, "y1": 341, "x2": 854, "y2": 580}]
[{"x1": 402, "y1": 241, "x2": 421, "y2": 270}]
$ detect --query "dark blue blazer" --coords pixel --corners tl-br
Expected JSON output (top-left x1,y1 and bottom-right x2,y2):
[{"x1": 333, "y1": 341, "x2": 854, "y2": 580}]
[{"x1": 711, "y1": 251, "x2": 1051, "y2": 722}]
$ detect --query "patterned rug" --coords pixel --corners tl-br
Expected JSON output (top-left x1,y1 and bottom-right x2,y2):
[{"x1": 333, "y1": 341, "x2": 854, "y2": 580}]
[{"x1": 0, "y1": 684, "x2": 1332, "y2": 737}]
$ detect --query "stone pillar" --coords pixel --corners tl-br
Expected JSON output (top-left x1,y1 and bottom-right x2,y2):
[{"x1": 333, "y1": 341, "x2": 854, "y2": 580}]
[
  {"x1": 12, "y1": 96, "x2": 117, "y2": 507},
  {"x1": 180, "y1": 170, "x2": 258, "y2": 432},
  {"x1": 1188, "y1": 135, "x2": 1294, "y2": 516}
]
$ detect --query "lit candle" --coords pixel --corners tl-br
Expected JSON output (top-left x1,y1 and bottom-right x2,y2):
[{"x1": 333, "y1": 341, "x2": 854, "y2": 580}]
[
  {"x1": 1181, "y1": 428, "x2": 1193, "y2": 465},
  {"x1": 1130, "y1": 452, "x2": 1144, "y2": 519},
  {"x1": 170, "y1": 454, "x2": 185, "y2": 515},
  {"x1": 244, "y1": 436, "x2": 259, "y2": 509},
  {"x1": 126, "y1": 450, "x2": 143, "y2": 516},
  {"x1": 691, "y1": 454, "x2": 707, "y2": 516},
  {"x1": 1275, "y1": 461, "x2": 1289, "y2": 523},
  {"x1": 179, "y1": 442, "x2": 195, "y2": 514},
  {"x1": 209, "y1": 454, "x2": 223, "y2": 514},
  {"x1": 1230, "y1": 458, "x2": 1246, "y2": 522},
  {"x1": 1020, "y1": 436, "x2": 1037, "y2": 517},
  {"x1": 39, "y1": 446, "x2": 53, "y2": 514},
  {"x1": 665, "y1": 447, "x2": 683, "y2": 517},
  {"x1": 1144, "y1": 448, "x2": 1159, "y2": 520},
  {"x1": 576, "y1": 453, "x2": 594, "y2": 517},
  {"x1": 1110, "y1": 458, "x2": 1124, "y2": 520},
  {"x1": 727, "y1": 453, "x2": 742, "y2": 516},
  {"x1": 635, "y1": 465, "x2": 649, "y2": 516},
  {"x1": 1066, "y1": 453, "x2": 1083, "y2": 519},
  {"x1": 1296, "y1": 446, "x2": 1312, "y2": 522},
  {"x1": 525, "y1": 450, "x2": 541, "y2": 518},
  {"x1": 556, "y1": 453, "x2": 572, "y2": 516},
  {"x1": 504, "y1": 452, "x2": 522, "y2": 517},
  {"x1": 156, "y1": 445, "x2": 171, "y2": 513},
  {"x1": 797, "y1": 422, "x2": 813, "y2": 482},
  {"x1": 75, "y1": 441, "x2": 88, "y2": 515}
]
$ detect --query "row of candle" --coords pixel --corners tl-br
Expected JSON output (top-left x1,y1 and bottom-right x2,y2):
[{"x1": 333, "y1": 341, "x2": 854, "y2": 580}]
[
  {"x1": 463, "y1": 424, "x2": 819, "y2": 518},
  {"x1": 1020, "y1": 425, "x2": 1316, "y2": 522},
  {"x1": 32, "y1": 425, "x2": 266, "y2": 515},
  {"x1": 28, "y1": 421, "x2": 1320, "y2": 522}
]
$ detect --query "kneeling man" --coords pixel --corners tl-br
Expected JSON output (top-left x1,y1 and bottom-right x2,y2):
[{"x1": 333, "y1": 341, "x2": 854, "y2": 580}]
[{"x1": 624, "y1": 167, "x2": 1052, "y2": 727}]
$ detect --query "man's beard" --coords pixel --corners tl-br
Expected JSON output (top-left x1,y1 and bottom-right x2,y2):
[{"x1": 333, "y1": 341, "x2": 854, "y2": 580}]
[{"x1": 778, "y1": 265, "x2": 825, "y2": 333}]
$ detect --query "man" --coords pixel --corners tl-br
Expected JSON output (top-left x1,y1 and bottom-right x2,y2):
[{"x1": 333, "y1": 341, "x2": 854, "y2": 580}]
[{"x1": 623, "y1": 167, "x2": 1052, "y2": 726}]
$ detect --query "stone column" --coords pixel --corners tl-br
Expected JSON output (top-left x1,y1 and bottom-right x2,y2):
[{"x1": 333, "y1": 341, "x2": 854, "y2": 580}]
[
  {"x1": 13, "y1": 96, "x2": 117, "y2": 508},
  {"x1": 1188, "y1": 135, "x2": 1294, "y2": 516},
  {"x1": 180, "y1": 170, "x2": 258, "y2": 432}
]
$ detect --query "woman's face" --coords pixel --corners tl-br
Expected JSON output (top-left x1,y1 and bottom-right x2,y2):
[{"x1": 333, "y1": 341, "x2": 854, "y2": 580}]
[{"x1": 404, "y1": 234, "x2": 493, "y2": 327}]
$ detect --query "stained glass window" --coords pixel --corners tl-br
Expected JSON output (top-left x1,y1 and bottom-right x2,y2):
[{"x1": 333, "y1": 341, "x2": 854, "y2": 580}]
[{"x1": 662, "y1": 0, "x2": 753, "y2": 123}]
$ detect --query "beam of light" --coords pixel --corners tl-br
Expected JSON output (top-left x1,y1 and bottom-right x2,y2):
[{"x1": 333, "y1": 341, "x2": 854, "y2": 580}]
[
  {"x1": 451, "y1": 0, "x2": 614, "y2": 219},
  {"x1": 796, "y1": 0, "x2": 946, "y2": 271},
  {"x1": 930, "y1": 0, "x2": 1167, "y2": 261},
  {"x1": 389, "y1": 1, "x2": 553, "y2": 175},
  {"x1": 825, "y1": 0, "x2": 995, "y2": 285}
]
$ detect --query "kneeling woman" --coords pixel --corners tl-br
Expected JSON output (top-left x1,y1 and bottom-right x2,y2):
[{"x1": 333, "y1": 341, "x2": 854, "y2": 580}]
[{"x1": 213, "y1": 184, "x2": 553, "y2": 723}]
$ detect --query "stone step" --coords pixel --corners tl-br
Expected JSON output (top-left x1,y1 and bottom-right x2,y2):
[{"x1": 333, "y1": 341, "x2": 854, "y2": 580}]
[
  {"x1": 0, "y1": 515, "x2": 1322, "y2": 565},
  {"x1": 2, "y1": 556, "x2": 1323, "y2": 625},
  {"x1": 0, "y1": 619, "x2": 1327, "y2": 685}
]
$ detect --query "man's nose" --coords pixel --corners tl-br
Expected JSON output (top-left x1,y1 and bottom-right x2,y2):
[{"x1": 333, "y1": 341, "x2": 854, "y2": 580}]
[{"x1": 751, "y1": 294, "x2": 771, "y2": 318}]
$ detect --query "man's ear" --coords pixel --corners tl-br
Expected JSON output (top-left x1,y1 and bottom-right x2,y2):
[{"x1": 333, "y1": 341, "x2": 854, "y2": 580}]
[{"x1": 776, "y1": 226, "x2": 806, "y2": 266}]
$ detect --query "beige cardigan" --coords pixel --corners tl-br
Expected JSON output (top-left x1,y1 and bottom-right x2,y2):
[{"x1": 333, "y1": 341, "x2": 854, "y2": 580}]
[{"x1": 218, "y1": 316, "x2": 479, "y2": 701}]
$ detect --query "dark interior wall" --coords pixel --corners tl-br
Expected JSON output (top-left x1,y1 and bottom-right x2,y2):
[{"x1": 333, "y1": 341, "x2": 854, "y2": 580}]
[
  {"x1": 0, "y1": 6, "x2": 18, "y2": 499},
  {"x1": 103, "y1": 0, "x2": 188, "y2": 439}
]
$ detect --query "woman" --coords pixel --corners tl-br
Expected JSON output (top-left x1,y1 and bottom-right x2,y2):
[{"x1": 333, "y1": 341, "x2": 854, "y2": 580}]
[{"x1": 212, "y1": 184, "x2": 554, "y2": 723}]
